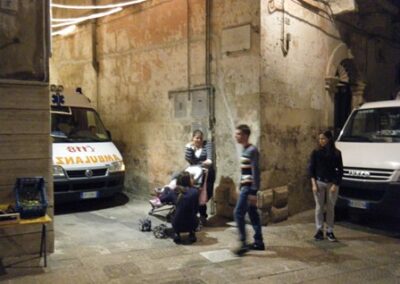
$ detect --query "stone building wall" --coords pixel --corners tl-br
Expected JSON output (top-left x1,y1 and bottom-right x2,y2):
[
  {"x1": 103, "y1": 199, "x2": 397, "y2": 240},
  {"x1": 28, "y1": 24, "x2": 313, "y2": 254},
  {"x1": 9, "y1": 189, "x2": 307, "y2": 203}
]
[
  {"x1": 0, "y1": 1, "x2": 52, "y2": 257},
  {"x1": 259, "y1": 0, "x2": 344, "y2": 214},
  {"x1": 50, "y1": 0, "x2": 400, "y2": 217},
  {"x1": 259, "y1": 0, "x2": 400, "y2": 215},
  {"x1": 51, "y1": 0, "x2": 261, "y2": 199},
  {"x1": 211, "y1": 0, "x2": 261, "y2": 196}
]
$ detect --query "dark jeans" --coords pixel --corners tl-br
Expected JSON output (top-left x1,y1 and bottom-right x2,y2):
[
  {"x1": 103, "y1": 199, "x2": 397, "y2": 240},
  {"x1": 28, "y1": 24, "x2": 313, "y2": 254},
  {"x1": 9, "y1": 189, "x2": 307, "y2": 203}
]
[
  {"x1": 234, "y1": 186, "x2": 263, "y2": 244},
  {"x1": 199, "y1": 167, "x2": 215, "y2": 218}
]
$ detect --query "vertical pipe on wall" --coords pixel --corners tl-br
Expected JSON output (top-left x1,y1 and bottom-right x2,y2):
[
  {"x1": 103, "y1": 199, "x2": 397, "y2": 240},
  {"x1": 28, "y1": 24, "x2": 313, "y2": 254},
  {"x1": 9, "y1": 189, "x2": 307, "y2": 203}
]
[
  {"x1": 205, "y1": 0, "x2": 216, "y2": 215},
  {"x1": 43, "y1": 0, "x2": 50, "y2": 82},
  {"x1": 92, "y1": 0, "x2": 100, "y2": 110},
  {"x1": 205, "y1": 0, "x2": 211, "y2": 86},
  {"x1": 281, "y1": 0, "x2": 290, "y2": 56},
  {"x1": 206, "y1": 0, "x2": 215, "y2": 137},
  {"x1": 187, "y1": 0, "x2": 191, "y2": 97}
]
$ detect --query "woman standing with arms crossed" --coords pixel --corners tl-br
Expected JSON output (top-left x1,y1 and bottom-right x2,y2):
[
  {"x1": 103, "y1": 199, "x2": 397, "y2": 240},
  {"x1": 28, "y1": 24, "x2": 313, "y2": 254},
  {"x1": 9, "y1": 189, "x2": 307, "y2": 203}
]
[
  {"x1": 309, "y1": 130, "x2": 343, "y2": 242},
  {"x1": 185, "y1": 130, "x2": 215, "y2": 225}
]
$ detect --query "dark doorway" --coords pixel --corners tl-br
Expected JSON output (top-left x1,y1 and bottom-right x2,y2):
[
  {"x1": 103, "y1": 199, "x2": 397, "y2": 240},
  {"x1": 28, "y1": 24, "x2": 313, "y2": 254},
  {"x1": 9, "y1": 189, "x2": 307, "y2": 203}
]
[{"x1": 334, "y1": 84, "x2": 352, "y2": 138}]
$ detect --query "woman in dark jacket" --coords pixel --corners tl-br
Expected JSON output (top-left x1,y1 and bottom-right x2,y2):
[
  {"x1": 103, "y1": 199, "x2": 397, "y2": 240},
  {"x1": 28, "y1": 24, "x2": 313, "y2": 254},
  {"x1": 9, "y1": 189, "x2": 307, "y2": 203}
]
[
  {"x1": 308, "y1": 130, "x2": 343, "y2": 242},
  {"x1": 161, "y1": 171, "x2": 199, "y2": 244}
]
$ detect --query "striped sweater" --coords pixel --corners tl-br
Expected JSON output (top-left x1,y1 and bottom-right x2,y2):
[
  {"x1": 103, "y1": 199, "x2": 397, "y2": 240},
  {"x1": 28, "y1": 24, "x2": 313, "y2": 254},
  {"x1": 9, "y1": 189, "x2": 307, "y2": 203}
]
[
  {"x1": 240, "y1": 144, "x2": 260, "y2": 191},
  {"x1": 185, "y1": 141, "x2": 213, "y2": 166}
]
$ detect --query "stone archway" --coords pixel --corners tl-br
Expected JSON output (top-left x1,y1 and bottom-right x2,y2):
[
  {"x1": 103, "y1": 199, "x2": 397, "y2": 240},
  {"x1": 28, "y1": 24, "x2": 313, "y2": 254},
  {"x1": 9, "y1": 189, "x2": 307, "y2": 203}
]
[{"x1": 325, "y1": 43, "x2": 365, "y2": 109}]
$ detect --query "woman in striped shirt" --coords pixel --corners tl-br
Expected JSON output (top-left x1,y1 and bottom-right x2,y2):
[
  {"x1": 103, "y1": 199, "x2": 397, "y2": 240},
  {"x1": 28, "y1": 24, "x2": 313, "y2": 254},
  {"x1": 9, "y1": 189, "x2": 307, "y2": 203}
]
[{"x1": 185, "y1": 130, "x2": 215, "y2": 224}]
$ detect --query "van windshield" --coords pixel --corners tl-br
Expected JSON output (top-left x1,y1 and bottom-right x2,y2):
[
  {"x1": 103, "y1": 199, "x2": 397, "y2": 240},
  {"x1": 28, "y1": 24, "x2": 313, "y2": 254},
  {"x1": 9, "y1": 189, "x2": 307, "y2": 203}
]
[
  {"x1": 339, "y1": 107, "x2": 400, "y2": 143},
  {"x1": 51, "y1": 106, "x2": 111, "y2": 143}
]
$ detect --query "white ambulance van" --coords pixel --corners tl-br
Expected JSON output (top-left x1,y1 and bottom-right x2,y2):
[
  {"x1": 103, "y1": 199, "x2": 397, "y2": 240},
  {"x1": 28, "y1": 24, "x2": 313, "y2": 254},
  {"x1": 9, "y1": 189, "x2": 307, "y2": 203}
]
[
  {"x1": 50, "y1": 85, "x2": 125, "y2": 203},
  {"x1": 336, "y1": 99, "x2": 400, "y2": 217}
]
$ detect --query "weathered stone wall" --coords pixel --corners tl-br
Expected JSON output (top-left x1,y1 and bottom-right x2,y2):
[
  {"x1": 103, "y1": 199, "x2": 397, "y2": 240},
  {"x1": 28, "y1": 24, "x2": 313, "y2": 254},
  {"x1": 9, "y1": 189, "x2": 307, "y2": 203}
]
[
  {"x1": 260, "y1": 0, "x2": 341, "y2": 214},
  {"x1": 50, "y1": 24, "x2": 97, "y2": 105},
  {"x1": 260, "y1": 0, "x2": 400, "y2": 214},
  {"x1": 95, "y1": 0, "x2": 204, "y2": 194},
  {"x1": 51, "y1": 0, "x2": 261, "y2": 198},
  {"x1": 211, "y1": 0, "x2": 261, "y2": 194},
  {"x1": 50, "y1": 0, "x2": 400, "y2": 217}
]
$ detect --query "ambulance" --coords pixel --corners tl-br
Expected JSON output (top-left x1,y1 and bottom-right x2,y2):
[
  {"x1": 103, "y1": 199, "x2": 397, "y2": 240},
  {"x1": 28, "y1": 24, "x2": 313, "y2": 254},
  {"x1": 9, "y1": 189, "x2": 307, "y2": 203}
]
[
  {"x1": 50, "y1": 85, "x2": 125, "y2": 203},
  {"x1": 336, "y1": 99, "x2": 400, "y2": 218}
]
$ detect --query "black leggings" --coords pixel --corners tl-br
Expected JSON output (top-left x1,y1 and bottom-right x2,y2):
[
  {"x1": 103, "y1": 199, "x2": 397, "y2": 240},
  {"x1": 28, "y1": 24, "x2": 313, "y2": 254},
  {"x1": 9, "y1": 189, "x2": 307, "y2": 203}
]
[{"x1": 199, "y1": 167, "x2": 215, "y2": 218}]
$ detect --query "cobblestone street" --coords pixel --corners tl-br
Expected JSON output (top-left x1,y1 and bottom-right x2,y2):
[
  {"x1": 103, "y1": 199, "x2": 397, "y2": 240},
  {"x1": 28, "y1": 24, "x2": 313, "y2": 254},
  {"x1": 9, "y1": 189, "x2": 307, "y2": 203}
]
[{"x1": 1, "y1": 193, "x2": 400, "y2": 284}]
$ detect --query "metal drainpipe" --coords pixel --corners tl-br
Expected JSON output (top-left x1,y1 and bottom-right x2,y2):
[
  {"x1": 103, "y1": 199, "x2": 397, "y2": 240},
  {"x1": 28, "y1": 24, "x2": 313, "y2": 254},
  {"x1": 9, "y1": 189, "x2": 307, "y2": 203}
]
[
  {"x1": 281, "y1": 0, "x2": 290, "y2": 56},
  {"x1": 206, "y1": 0, "x2": 211, "y2": 86},
  {"x1": 187, "y1": 0, "x2": 191, "y2": 99},
  {"x1": 44, "y1": 0, "x2": 50, "y2": 82},
  {"x1": 92, "y1": 0, "x2": 100, "y2": 110},
  {"x1": 206, "y1": 0, "x2": 216, "y2": 215},
  {"x1": 206, "y1": 0, "x2": 215, "y2": 134}
]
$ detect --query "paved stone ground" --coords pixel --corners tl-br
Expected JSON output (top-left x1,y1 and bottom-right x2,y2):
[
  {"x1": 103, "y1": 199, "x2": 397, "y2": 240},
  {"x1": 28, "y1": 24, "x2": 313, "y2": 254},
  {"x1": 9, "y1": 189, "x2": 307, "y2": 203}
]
[{"x1": 1, "y1": 192, "x2": 400, "y2": 283}]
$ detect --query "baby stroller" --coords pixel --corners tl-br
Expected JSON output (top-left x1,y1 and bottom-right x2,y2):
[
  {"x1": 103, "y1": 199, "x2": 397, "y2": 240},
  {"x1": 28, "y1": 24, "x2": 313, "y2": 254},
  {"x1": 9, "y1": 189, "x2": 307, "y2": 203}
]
[{"x1": 148, "y1": 165, "x2": 206, "y2": 222}]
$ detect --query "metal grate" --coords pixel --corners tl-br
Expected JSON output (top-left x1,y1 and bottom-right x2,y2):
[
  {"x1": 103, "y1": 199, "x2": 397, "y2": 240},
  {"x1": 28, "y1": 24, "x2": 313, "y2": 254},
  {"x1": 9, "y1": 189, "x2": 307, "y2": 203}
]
[
  {"x1": 66, "y1": 168, "x2": 108, "y2": 178},
  {"x1": 343, "y1": 167, "x2": 393, "y2": 181}
]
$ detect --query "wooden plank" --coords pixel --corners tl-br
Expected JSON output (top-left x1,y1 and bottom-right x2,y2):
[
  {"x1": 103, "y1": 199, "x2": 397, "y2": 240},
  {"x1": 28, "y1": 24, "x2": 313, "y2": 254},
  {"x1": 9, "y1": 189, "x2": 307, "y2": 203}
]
[
  {"x1": 0, "y1": 85, "x2": 49, "y2": 110},
  {"x1": 0, "y1": 110, "x2": 49, "y2": 134},
  {"x1": 0, "y1": 134, "x2": 50, "y2": 160},
  {"x1": 0, "y1": 159, "x2": 51, "y2": 186},
  {"x1": 0, "y1": 189, "x2": 13, "y2": 205},
  {"x1": 0, "y1": 215, "x2": 51, "y2": 229}
]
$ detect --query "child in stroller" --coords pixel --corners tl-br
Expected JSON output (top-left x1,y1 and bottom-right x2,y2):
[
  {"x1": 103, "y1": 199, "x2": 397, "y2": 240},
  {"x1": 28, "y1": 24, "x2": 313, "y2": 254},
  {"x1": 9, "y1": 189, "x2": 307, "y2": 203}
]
[{"x1": 150, "y1": 170, "x2": 200, "y2": 243}]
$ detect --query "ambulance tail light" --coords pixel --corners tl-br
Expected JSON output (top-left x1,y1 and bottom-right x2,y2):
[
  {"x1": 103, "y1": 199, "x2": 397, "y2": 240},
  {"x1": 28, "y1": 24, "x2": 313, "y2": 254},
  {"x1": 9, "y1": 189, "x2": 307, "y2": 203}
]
[
  {"x1": 108, "y1": 161, "x2": 125, "y2": 173},
  {"x1": 53, "y1": 165, "x2": 66, "y2": 177}
]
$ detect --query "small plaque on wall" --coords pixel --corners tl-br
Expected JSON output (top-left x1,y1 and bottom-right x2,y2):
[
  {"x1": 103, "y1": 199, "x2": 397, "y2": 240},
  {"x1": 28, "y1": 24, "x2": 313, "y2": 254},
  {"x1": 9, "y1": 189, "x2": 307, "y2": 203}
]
[{"x1": 221, "y1": 24, "x2": 251, "y2": 54}]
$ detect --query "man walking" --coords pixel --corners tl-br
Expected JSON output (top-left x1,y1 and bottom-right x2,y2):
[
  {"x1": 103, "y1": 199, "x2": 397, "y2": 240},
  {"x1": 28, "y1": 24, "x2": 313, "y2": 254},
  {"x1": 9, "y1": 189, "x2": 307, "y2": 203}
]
[{"x1": 233, "y1": 124, "x2": 265, "y2": 256}]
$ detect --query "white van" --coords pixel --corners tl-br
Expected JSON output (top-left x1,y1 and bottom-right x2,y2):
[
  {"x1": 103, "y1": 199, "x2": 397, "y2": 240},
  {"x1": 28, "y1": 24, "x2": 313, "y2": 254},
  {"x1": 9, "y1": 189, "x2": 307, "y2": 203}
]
[
  {"x1": 50, "y1": 85, "x2": 125, "y2": 203},
  {"x1": 336, "y1": 99, "x2": 400, "y2": 218}
]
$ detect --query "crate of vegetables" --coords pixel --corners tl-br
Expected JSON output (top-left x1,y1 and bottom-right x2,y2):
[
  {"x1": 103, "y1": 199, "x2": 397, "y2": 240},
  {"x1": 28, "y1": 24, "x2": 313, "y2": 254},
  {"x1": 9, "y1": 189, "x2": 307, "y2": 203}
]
[{"x1": 14, "y1": 177, "x2": 48, "y2": 219}]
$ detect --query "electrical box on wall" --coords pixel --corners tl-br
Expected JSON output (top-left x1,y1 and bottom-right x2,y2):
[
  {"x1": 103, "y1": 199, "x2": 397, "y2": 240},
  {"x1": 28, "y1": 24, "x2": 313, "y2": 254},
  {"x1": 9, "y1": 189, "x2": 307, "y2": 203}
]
[
  {"x1": 173, "y1": 93, "x2": 187, "y2": 118},
  {"x1": 169, "y1": 88, "x2": 211, "y2": 140},
  {"x1": 191, "y1": 90, "x2": 209, "y2": 119}
]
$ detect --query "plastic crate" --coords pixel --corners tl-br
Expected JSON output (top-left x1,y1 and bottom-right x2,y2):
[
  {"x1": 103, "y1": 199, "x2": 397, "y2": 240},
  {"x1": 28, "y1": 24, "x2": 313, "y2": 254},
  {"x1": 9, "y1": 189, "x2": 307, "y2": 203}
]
[{"x1": 14, "y1": 177, "x2": 48, "y2": 219}]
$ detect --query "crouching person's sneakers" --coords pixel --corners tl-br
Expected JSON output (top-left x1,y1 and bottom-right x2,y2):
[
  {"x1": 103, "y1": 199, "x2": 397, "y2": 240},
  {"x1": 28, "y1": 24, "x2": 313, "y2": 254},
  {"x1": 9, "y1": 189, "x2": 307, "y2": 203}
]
[
  {"x1": 188, "y1": 232, "x2": 197, "y2": 243},
  {"x1": 326, "y1": 232, "x2": 337, "y2": 242},
  {"x1": 234, "y1": 244, "x2": 249, "y2": 257},
  {"x1": 314, "y1": 230, "x2": 324, "y2": 241},
  {"x1": 173, "y1": 233, "x2": 182, "y2": 244},
  {"x1": 249, "y1": 242, "x2": 265, "y2": 251}
]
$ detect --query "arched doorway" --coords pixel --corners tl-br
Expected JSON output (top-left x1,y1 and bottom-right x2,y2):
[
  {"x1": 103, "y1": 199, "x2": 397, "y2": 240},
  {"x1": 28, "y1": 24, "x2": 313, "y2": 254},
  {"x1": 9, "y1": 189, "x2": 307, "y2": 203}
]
[
  {"x1": 325, "y1": 43, "x2": 365, "y2": 137},
  {"x1": 334, "y1": 61, "x2": 353, "y2": 137}
]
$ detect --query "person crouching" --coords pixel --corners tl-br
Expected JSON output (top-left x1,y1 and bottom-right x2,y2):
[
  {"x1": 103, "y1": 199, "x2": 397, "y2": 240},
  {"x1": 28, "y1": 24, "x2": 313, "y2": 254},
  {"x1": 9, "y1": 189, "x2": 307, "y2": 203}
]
[{"x1": 169, "y1": 171, "x2": 199, "y2": 244}]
